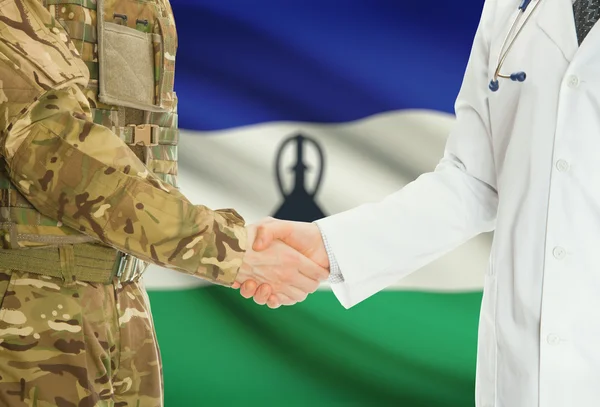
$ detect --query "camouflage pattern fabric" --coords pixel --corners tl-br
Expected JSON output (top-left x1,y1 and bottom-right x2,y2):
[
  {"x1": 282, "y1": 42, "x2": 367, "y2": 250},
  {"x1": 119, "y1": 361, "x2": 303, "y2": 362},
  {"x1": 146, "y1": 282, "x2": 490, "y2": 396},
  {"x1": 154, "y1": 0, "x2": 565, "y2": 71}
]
[
  {"x1": 0, "y1": 1, "x2": 248, "y2": 404},
  {"x1": 0, "y1": 0, "x2": 247, "y2": 286},
  {"x1": 0, "y1": 268, "x2": 162, "y2": 407}
]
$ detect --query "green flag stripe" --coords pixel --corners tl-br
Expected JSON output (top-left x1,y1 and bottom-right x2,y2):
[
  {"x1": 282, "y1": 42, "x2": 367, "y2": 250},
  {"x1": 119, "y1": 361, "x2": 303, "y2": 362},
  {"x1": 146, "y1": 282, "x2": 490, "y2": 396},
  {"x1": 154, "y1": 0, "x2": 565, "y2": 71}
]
[{"x1": 149, "y1": 287, "x2": 481, "y2": 406}]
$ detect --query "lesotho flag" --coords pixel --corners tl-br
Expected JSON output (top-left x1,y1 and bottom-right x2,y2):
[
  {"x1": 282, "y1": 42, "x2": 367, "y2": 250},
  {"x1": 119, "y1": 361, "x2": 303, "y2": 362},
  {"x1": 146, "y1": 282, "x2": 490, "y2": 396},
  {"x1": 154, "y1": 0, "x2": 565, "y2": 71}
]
[{"x1": 144, "y1": 1, "x2": 490, "y2": 406}]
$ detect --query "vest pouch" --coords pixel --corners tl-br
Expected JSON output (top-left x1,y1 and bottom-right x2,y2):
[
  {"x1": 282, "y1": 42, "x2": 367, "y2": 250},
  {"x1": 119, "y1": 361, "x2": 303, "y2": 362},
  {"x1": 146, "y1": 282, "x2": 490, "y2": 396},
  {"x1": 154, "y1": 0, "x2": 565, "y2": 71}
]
[{"x1": 96, "y1": 0, "x2": 167, "y2": 112}]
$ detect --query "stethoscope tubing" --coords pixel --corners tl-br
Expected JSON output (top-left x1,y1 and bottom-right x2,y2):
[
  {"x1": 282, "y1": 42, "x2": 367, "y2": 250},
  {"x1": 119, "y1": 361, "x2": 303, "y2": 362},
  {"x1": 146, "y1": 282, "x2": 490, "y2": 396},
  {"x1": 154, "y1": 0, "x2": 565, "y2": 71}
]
[{"x1": 490, "y1": 0, "x2": 543, "y2": 91}]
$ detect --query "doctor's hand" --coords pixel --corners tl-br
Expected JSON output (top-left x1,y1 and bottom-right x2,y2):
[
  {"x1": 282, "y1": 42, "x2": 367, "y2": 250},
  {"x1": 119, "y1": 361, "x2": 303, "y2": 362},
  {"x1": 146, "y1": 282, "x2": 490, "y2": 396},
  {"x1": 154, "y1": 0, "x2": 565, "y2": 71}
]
[
  {"x1": 232, "y1": 218, "x2": 330, "y2": 308},
  {"x1": 233, "y1": 223, "x2": 329, "y2": 306}
]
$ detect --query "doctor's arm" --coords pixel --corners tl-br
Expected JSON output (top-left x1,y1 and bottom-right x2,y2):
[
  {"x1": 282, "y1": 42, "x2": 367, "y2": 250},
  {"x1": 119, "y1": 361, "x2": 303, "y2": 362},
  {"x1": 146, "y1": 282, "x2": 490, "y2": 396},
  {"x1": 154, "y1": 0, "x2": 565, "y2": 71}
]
[{"x1": 242, "y1": 0, "x2": 501, "y2": 309}]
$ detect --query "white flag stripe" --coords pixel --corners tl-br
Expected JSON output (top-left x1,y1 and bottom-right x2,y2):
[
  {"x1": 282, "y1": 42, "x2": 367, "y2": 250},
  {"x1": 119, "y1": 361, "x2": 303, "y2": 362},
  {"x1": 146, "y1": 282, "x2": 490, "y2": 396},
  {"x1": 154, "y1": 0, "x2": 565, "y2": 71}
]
[{"x1": 143, "y1": 109, "x2": 490, "y2": 292}]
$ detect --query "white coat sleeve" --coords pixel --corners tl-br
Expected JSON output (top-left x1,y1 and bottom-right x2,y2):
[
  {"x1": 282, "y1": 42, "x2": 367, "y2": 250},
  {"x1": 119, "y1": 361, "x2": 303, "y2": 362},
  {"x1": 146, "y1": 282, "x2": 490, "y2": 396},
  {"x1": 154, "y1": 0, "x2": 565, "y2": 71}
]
[{"x1": 315, "y1": 0, "x2": 499, "y2": 309}]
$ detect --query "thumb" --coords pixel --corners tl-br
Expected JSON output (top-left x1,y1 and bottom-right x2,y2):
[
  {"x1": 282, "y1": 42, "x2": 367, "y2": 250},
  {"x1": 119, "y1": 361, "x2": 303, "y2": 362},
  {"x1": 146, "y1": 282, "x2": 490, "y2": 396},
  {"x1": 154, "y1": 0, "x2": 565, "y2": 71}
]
[{"x1": 252, "y1": 220, "x2": 290, "y2": 251}]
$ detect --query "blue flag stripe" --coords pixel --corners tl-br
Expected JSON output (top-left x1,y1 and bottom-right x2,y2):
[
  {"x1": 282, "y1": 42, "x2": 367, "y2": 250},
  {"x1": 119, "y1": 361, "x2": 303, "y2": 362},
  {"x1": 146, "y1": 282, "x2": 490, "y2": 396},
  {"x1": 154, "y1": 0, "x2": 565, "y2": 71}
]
[{"x1": 172, "y1": 0, "x2": 485, "y2": 131}]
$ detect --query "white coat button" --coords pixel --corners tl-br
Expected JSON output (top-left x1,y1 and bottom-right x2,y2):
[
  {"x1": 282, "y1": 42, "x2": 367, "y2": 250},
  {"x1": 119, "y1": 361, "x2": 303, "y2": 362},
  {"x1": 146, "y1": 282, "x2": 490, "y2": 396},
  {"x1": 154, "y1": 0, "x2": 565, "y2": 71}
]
[
  {"x1": 553, "y1": 247, "x2": 566, "y2": 259},
  {"x1": 567, "y1": 75, "x2": 579, "y2": 87},
  {"x1": 547, "y1": 334, "x2": 561, "y2": 345},
  {"x1": 556, "y1": 159, "x2": 569, "y2": 172}
]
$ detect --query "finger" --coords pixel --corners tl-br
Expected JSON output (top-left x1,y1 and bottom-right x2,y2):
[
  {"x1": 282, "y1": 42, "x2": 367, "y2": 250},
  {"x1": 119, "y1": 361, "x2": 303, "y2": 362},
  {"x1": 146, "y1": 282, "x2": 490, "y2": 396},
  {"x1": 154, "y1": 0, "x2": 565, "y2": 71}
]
[
  {"x1": 267, "y1": 295, "x2": 281, "y2": 309},
  {"x1": 231, "y1": 282, "x2": 241, "y2": 289},
  {"x1": 295, "y1": 253, "x2": 330, "y2": 282},
  {"x1": 276, "y1": 293, "x2": 296, "y2": 306},
  {"x1": 253, "y1": 220, "x2": 292, "y2": 251},
  {"x1": 240, "y1": 280, "x2": 258, "y2": 299},
  {"x1": 287, "y1": 270, "x2": 320, "y2": 295},
  {"x1": 280, "y1": 285, "x2": 309, "y2": 303},
  {"x1": 253, "y1": 226, "x2": 274, "y2": 251},
  {"x1": 253, "y1": 284, "x2": 272, "y2": 306},
  {"x1": 272, "y1": 248, "x2": 323, "y2": 296},
  {"x1": 252, "y1": 283, "x2": 272, "y2": 304}
]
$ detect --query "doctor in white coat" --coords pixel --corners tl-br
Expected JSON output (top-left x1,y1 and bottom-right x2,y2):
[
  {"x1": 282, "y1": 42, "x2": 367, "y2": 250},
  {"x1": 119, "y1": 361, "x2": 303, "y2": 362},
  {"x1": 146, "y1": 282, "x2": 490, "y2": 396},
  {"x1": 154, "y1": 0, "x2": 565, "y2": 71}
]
[{"x1": 236, "y1": 0, "x2": 600, "y2": 405}]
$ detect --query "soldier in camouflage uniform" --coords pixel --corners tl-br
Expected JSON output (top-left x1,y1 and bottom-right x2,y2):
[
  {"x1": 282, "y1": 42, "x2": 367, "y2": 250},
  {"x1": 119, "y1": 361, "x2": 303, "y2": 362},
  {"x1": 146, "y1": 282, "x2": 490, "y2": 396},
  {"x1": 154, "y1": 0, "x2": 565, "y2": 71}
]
[{"x1": 0, "y1": 0, "x2": 329, "y2": 405}]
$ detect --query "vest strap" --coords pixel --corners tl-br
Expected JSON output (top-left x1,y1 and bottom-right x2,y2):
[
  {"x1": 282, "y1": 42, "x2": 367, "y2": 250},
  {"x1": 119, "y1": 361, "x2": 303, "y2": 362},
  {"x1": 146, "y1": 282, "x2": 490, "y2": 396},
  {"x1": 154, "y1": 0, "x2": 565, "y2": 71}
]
[{"x1": 58, "y1": 245, "x2": 76, "y2": 287}]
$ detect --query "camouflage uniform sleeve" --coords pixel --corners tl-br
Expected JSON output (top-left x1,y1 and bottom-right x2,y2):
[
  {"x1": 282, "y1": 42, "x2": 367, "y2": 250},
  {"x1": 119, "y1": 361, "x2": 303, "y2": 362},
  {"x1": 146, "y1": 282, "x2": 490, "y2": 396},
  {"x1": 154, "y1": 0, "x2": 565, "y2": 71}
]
[{"x1": 0, "y1": 0, "x2": 246, "y2": 286}]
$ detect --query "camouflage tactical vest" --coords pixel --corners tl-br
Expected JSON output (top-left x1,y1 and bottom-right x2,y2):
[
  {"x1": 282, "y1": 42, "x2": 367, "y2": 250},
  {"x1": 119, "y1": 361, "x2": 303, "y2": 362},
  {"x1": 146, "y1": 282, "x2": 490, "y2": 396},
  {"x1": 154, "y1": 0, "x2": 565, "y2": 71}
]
[{"x1": 0, "y1": 0, "x2": 179, "y2": 249}]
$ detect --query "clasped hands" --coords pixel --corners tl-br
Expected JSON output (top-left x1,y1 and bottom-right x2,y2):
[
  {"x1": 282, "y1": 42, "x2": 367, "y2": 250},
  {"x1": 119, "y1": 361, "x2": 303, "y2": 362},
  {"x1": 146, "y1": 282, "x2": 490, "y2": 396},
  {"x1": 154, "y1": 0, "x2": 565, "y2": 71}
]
[{"x1": 232, "y1": 218, "x2": 329, "y2": 309}]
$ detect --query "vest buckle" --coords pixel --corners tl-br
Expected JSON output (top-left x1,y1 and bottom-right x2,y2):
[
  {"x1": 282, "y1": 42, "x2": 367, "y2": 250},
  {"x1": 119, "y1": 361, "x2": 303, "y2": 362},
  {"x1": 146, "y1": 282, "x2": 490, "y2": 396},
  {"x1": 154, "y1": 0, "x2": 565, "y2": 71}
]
[
  {"x1": 128, "y1": 124, "x2": 159, "y2": 146},
  {"x1": 113, "y1": 251, "x2": 142, "y2": 283}
]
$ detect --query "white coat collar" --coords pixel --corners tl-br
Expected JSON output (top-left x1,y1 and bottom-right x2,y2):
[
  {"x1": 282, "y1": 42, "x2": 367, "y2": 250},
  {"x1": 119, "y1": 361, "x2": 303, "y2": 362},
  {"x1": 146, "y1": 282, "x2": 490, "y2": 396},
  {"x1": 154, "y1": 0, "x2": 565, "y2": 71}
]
[{"x1": 536, "y1": 0, "x2": 578, "y2": 61}]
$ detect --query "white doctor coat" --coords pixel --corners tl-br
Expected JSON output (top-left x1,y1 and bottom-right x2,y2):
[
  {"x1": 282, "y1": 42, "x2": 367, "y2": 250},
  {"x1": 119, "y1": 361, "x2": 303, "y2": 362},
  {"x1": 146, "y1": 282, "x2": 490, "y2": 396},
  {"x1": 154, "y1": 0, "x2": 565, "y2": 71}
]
[{"x1": 316, "y1": 0, "x2": 600, "y2": 405}]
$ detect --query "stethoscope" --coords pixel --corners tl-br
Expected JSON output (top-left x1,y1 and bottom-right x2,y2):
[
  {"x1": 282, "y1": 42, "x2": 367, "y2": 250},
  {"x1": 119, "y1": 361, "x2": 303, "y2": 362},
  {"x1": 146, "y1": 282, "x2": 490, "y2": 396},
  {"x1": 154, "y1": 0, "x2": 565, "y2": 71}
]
[{"x1": 489, "y1": 0, "x2": 542, "y2": 92}]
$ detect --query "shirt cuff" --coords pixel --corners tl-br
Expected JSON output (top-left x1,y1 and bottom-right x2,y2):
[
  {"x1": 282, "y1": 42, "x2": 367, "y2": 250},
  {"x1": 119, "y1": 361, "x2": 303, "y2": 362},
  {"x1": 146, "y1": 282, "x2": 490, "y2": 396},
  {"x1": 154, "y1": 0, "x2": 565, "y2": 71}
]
[{"x1": 314, "y1": 222, "x2": 345, "y2": 284}]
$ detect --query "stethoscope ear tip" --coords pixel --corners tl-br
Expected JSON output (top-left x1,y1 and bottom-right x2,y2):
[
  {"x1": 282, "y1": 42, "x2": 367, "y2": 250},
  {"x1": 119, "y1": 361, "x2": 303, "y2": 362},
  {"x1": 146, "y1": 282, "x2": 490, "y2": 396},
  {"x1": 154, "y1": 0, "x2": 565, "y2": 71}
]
[
  {"x1": 489, "y1": 80, "x2": 500, "y2": 92},
  {"x1": 510, "y1": 71, "x2": 527, "y2": 82}
]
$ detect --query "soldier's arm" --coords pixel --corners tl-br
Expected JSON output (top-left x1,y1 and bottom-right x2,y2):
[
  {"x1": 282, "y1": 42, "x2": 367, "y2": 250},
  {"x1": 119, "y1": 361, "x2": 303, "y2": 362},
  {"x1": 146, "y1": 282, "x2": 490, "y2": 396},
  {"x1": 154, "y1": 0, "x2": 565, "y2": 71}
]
[{"x1": 0, "y1": 0, "x2": 246, "y2": 285}]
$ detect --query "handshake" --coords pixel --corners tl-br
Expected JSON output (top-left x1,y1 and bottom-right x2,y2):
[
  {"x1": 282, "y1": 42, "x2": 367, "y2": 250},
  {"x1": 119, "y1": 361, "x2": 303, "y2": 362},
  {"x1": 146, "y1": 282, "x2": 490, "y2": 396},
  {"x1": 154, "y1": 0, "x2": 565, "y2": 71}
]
[{"x1": 231, "y1": 217, "x2": 330, "y2": 309}]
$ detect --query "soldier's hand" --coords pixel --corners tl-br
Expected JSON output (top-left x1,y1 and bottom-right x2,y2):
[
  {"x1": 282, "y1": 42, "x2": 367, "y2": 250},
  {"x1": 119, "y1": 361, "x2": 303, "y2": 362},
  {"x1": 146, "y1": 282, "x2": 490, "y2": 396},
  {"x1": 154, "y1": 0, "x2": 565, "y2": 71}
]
[{"x1": 233, "y1": 223, "x2": 329, "y2": 308}]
